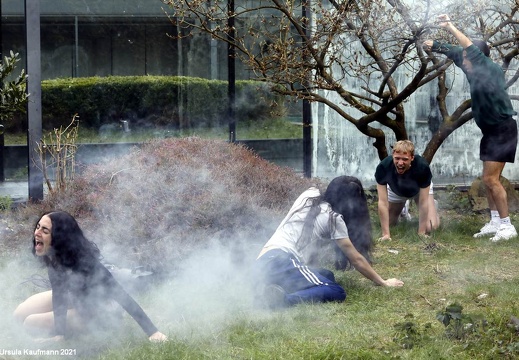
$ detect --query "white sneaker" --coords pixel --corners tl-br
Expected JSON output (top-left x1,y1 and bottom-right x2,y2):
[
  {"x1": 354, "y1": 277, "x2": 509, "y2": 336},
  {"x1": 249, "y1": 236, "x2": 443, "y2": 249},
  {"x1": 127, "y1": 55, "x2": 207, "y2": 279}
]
[
  {"x1": 473, "y1": 221, "x2": 499, "y2": 238},
  {"x1": 400, "y1": 200, "x2": 412, "y2": 221},
  {"x1": 490, "y1": 224, "x2": 518, "y2": 242}
]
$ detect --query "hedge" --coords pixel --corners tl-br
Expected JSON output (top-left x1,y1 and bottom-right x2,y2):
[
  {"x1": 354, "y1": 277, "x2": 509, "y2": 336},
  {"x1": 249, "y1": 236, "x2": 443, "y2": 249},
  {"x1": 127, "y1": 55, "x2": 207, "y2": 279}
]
[{"x1": 6, "y1": 76, "x2": 283, "y2": 131}]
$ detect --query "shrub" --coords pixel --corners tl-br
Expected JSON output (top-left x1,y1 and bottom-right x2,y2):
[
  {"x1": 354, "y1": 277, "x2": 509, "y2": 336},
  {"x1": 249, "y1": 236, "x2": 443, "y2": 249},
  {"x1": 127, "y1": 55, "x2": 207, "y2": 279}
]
[
  {"x1": 0, "y1": 51, "x2": 28, "y2": 124},
  {"x1": 18, "y1": 137, "x2": 316, "y2": 273},
  {"x1": 5, "y1": 76, "x2": 284, "y2": 132}
]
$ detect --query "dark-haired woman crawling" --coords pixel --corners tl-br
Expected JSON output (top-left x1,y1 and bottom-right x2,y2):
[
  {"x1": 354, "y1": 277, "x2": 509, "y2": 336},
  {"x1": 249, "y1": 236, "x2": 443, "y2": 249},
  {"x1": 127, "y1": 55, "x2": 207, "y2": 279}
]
[
  {"x1": 13, "y1": 211, "x2": 168, "y2": 343},
  {"x1": 254, "y1": 176, "x2": 404, "y2": 309}
]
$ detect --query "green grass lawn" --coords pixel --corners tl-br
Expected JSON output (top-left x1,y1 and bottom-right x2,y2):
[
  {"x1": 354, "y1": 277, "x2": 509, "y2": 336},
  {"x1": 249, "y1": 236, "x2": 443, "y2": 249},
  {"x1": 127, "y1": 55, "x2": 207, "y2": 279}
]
[
  {"x1": 1, "y1": 209, "x2": 519, "y2": 359},
  {"x1": 3, "y1": 117, "x2": 303, "y2": 145}
]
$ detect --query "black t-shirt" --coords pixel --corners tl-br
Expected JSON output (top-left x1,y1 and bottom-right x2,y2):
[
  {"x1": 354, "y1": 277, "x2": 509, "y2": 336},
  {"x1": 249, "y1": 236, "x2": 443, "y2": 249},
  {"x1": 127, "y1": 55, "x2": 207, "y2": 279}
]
[{"x1": 375, "y1": 154, "x2": 432, "y2": 198}]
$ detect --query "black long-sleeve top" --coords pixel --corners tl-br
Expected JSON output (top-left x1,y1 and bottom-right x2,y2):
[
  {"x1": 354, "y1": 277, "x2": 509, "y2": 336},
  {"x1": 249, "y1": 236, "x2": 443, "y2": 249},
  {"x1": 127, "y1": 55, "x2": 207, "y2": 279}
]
[{"x1": 48, "y1": 260, "x2": 158, "y2": 337}]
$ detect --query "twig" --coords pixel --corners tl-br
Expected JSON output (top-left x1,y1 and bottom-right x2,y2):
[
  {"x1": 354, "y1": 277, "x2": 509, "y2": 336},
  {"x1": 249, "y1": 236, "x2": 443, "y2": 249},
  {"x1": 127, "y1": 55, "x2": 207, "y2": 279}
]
[
  {"x1": 109, "y1": 168, "x2": 136, "y2": 185},
  {"x1": 420, "y1": 294, "x2": 433, "y2": 307}
]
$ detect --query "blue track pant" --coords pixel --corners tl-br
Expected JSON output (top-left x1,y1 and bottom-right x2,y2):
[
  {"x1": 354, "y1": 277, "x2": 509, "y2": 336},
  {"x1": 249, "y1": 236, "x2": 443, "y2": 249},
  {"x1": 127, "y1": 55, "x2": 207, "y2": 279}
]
[{"x1": 254, "y1": 249, "x2": 346, "y2": 306}]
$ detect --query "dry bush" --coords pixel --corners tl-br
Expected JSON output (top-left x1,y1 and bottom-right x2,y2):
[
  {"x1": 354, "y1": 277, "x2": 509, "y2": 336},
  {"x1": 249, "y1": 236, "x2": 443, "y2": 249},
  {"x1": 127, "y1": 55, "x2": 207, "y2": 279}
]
[
  {"x1": 13, "y1": 137, "x2": 318, "y2": 273},
  {"x1": 37, "y1": 115, "x2": 80, "y2": 195}
]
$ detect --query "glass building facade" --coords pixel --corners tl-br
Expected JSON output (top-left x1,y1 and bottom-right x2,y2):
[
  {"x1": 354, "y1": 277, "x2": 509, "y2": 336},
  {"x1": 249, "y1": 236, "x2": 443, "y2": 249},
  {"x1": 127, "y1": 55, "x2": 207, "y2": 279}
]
[{"x1": 1, "y1": 0, "x2": 253, "y2": 80}]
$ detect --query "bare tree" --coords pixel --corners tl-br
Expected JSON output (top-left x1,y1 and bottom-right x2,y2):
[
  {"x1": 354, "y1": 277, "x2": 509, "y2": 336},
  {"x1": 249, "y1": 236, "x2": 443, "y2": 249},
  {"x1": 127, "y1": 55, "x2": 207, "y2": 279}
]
[{"x1": 162, "y1": 0, "x2": 519, "y2": 163}]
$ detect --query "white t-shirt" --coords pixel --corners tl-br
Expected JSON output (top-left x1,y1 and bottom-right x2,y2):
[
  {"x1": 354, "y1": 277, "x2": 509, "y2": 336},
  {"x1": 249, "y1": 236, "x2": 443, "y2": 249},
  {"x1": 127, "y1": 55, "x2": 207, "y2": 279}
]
[{"x1": 259, "y1": 187, "x2": 349, "y2": 262}]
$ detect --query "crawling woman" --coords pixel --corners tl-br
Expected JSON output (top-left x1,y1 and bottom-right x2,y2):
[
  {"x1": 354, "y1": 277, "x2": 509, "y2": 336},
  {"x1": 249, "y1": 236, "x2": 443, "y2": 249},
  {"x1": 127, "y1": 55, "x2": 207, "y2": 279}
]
[{"x1": 254, "y1": 176, "x2": 403, "y2": 309}]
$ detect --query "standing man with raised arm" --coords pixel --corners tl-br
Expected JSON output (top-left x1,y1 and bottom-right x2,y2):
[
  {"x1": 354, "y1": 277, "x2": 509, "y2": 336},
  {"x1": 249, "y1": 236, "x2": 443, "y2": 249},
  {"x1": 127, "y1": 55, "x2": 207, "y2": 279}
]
[{"x1": 423, "y1": 14, "x2": 518, "y2": 242}]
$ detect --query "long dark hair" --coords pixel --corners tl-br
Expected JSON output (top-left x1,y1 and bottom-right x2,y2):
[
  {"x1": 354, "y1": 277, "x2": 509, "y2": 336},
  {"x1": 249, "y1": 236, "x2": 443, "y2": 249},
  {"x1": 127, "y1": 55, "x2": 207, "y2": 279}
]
[
  {"x1": 32, "y1": 211, "x2": 101, "y2": 269},
  {"x1": 298, "y1": 176, "x2": 373, "y2": 269},
  {"x1": 322, "y1": 176, "x2": 373, "y2": 269}
]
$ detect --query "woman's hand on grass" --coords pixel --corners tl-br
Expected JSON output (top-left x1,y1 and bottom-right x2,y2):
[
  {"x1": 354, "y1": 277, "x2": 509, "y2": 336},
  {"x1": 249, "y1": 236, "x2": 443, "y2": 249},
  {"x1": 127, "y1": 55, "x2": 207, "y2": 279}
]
[
  {"x1": 384, "y1": 278, "x2": 404, "y2": 287},
  {"x1": 149, "y1": 331, "x2": 168, "y2": 343},
  {"x1": 33, "y1": 335, "x2": 64, "y2": 343}
]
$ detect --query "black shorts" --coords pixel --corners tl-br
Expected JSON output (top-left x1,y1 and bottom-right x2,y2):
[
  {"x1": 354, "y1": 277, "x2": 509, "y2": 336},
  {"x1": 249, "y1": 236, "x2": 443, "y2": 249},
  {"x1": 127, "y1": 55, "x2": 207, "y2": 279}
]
[{"x1": 480, "y1": 118, "x2": 518, "y2": 163}]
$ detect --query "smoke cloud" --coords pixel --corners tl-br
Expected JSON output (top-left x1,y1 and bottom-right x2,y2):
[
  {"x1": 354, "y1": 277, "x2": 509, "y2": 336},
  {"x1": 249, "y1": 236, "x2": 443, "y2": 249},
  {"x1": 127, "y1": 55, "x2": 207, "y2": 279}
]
[{"x1": 0, "y1": 137, "x2": 315, "y2": 356}]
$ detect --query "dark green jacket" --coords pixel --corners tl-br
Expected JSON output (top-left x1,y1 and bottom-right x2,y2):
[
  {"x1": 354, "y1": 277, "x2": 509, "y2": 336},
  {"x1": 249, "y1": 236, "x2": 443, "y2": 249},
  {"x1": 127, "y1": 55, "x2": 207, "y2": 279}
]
[{"x1": 431, "y1": 41, "x2": 516, "y2": 130}]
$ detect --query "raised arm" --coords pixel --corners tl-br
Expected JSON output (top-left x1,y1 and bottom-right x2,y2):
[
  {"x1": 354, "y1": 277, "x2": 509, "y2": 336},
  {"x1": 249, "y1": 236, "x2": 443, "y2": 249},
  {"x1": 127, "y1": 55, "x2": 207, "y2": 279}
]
[{"x1": 437, "y1": 14, "x2": 473, "y2": 49}]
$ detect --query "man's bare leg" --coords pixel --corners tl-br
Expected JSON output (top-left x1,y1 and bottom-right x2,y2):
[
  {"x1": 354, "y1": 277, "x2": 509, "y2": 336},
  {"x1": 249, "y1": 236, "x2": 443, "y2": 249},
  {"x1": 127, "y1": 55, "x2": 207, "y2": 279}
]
[{"x1": 482, "y1": 161, "x2": 507, "y2": 217}]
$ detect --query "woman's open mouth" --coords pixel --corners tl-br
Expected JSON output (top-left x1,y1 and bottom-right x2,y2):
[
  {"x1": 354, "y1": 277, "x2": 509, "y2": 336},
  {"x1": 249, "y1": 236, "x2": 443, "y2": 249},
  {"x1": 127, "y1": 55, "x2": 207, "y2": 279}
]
[{"x1": 35, "y1": 240, "x2": 44, "y2": 251}]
